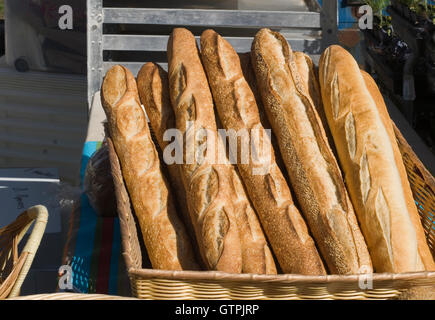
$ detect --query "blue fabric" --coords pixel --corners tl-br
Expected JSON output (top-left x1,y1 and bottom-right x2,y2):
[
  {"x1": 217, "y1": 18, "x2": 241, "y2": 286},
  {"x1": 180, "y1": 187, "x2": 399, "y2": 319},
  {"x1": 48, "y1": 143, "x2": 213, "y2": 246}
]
[
  {"x1": 70, "y1": 141, "x2": 123, "y2": 294},
  {"x1": 72, "y1": 193, "x2": 97, "y2": 293},
  {"x1": 72, "y1": 141, "x2": 99, "y2": 293},
  {"x1": 109, "y1": 218, "x2": 121, "y2": 295}
]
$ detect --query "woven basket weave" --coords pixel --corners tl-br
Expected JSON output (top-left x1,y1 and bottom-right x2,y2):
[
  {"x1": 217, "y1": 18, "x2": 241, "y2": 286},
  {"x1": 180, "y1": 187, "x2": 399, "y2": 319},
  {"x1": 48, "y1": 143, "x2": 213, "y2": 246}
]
[
  {"x1": 107, "y1": 123, "x2": 435, "y2": 300},
  {"x1": 0, "y1": 206, "x2": 48, "y2": 299}
]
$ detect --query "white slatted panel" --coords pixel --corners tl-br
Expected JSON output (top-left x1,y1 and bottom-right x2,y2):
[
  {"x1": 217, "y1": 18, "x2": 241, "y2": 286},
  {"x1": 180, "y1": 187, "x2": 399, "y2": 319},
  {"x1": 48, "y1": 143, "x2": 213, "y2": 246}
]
[
  {"x1": 102, "y1": 8, "x2": 321, "y2": 28},
  {"x1": 87, "y1": 2, "x2": 331, "y2": 106},
  {"x1": 0, "y1": 67, "x2": 87, "y2": 184}
]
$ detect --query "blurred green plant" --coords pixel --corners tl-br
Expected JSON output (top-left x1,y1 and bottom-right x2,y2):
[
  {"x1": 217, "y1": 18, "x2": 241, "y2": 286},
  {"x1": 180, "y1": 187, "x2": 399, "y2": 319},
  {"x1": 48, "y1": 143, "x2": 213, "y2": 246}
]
[
  {"x1": 419, "y1": 0, "x2": 435, "y2": 21},
  {"x1": 364, "y1": 0, "x2": 391, "y2": 27},
  {"x1": 399, "y1": 0, "x2": 414, "y2": 6},
  {"x1": 401, "y1": 0, "x2": 429, "y2": 14},
  {"x1": 0, "y1": 0, "x2": 4, "y2": 20}
]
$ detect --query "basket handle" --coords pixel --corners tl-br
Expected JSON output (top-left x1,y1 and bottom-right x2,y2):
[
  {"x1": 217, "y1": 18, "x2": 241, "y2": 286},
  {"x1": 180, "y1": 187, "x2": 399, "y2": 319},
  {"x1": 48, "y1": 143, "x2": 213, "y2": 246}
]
[{"x1": 8, "y1": 205, "x2": 48, "y2": 298}]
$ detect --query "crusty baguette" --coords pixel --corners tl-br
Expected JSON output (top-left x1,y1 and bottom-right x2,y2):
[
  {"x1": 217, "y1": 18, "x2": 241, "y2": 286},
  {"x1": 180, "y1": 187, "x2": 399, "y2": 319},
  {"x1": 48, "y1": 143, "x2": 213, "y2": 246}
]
[
  {"x1": 238, "y1": 53, "x2": 271, "y2": 133},
  {"x1": 100, "y1": 65, "x2": 199, "y2": 271},
  {"x1": 362, "y1": 70, "x2": 434, "y2": 271},
  {"x1": 251, "y1": 28, "x2": 372, "y2": 274},
  {"x1": 318, "y1": 45, "x2": 435, "y2": 272},
  {"x1": 168, "y1": 28, "x2": 277, "y2": 274},
  {"x1": 239, "y1": 52, "x2": 288, "y2": 180},
  {"x1": 362, "y1": 68, "x2": 435, "y2": 271},
  {"x1": 136, "y1": 62, "x2": 201, "y2": 265},
  {"x1": 137, "y1": 62, "x2": 276, "y2": 274},
  {"x1": 201, "y1": 29, "x2": 325, "y2": 275},
  {"x1": 294, "y1": 52, "x2": 333, "y2": 145},
  {"x1": 294, "y1": 52, "x2": 323, "y2": 114},
  {"x1": 229, "y1": 166, "x2": 277, "y2": 274}
]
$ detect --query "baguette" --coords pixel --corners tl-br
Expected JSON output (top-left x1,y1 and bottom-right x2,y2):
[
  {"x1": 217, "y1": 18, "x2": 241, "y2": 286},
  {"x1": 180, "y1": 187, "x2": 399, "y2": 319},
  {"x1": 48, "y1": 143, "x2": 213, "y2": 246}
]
[
  {"x1": 137, "y1": 62, "x2": 276, "y2": 274},
  {"x1": 318, "y1": 45, "x2": 435, "y2": 272},
  {"x1": 136, "y1": 62, "x2": 201, "y2": 266},
  {"x1": 100, "y1": 65, "x2": 199, "y2": 271},
  {"x1": 230, "y1": 166, "x2": 278, "y2": 274},
  {"x1": 201, "y1": 29, "x2": 325, "y2": 275},
  {"x1": 362, "y1": 70, "x2": 434, "y2": 271},
  {"x1": 238, "y1": 53, "x2": 271, "y2": 133},
  {"x1": 294, "y1": 52, "x2": 332, "y2": 143},
  {"x1": 294, "y1": 51, "x2": 338, "y2": 159},
  {"x1": 251, "y1": 28, "x2": 372, "y2": 274},
  {"x1": 168, "y1": 28, "x2": 276, "y2": 274},
  {"x1": 293, "y1": 52, "x2": 323, "y2": 114}
]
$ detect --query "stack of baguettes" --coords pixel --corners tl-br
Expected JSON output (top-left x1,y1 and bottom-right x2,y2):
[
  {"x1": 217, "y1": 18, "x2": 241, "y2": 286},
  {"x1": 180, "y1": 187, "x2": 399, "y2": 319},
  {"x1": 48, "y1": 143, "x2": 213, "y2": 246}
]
[{"x1": 100, "y1": 27, "x2": 435, "y2": 275}]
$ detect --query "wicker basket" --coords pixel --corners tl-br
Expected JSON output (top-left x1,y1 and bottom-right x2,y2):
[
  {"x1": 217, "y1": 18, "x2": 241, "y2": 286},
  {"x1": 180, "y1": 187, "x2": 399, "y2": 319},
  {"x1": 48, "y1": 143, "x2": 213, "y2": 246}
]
[
  {"x1": 8, "y1": 293, "x2": 138, "y2": 300},
  {"x1": 0, "y1": 205, "x2": 48, "y2": 299},
  {"x1": 107, "y1": 123, "x2": 435, "y2": 300}
]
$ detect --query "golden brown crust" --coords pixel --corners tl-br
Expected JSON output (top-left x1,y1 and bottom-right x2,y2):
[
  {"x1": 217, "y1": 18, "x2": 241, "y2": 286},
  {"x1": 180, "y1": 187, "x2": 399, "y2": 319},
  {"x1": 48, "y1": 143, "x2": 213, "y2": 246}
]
[
  {"x1": 167, "y1": 28, "x2": 243, "y2": 273},
  {"x1": 239, "y1": 52, "x2": 288, "y2": 179},
  {"x1": 201, "y1": 29, "x2": 324, "y2": 275},
  {"x1": 238, "y1": 53, "x2": 271, "y2": 131},
  {"x1": 318, "y1": 44, "x2": 433, "y2": 272},
  {"x1": 251, "y1": 29, "x2": 372, "y2": 274},
  {"x1": 100, "y1": 65, "x2": 199, "y2": 271},
  {"x1": 229, "y1": 167, "x2": 278, "y2": 274},
  {"x1": 136, "y1": 62, "x2": 203, "y2": 268},
  {"x1": 361, "y1": 70, "x2": 435, "y2": 271}
]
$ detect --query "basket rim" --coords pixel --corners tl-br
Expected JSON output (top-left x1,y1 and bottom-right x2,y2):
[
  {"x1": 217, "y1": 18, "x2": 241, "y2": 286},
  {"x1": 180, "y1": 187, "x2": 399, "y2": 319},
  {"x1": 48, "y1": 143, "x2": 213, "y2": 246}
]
[{"x1": 127, "y1": 267, "x2": 435, "y2": 284}]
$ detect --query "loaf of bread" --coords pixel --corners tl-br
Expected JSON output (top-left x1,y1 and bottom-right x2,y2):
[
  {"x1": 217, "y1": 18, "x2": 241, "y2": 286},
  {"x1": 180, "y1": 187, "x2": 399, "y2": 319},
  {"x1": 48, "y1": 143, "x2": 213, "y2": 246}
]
[
  {"x1": 137, "y1": 62, "x2": 276, "y2": 274},
  {"x1": 239, "y1": 52, "x2": 288, "y2": 179},
  {"x1": 361, "y1": 70, "x2": 434, "y2": 272},
  {"x1": 251, "y1": 28, "x2": 372, "y2": 274},
  {"x1": 293, "y1": 52, "x2": 332, "y2": 144},
  {"x1": 318, "y1": 45, "x2": 435, "y2": 272},
  {"x1": 318, "y1": 47, "x2": 435, "y2": 272},
  {"x1": 294, "y1": 52, "x2": 322, "y2": 114},
  {"x1": 201, "y1": 29, "x2": 325, "y2": 275},
  {"x1": 136, "y1": 62, "x2": 201, "y2": 265},
  {"x1": 100, "y1": 65, "x2": 199, "y2": 271},
  {"x1": 238, "y1": 53, "x2": 272, "y2": 134},
  {"x1": 229, "y1": 167, "x2": 277, "y2": 274},
  {"x1": 167, "y1": 28, "x2": 277, "y2": 274}
]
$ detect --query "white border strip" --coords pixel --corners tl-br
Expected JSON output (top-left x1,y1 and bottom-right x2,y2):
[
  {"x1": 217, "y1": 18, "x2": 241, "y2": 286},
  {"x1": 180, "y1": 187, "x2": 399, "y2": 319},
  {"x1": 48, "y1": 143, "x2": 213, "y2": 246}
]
[{"x1": 0, "y1": 178, "x2": 60, "y2": 183}]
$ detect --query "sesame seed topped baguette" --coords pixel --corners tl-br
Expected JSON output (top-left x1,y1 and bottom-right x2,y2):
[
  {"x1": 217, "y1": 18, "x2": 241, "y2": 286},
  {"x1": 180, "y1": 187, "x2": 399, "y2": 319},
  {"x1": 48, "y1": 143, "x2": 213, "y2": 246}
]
[
  {"x1": 251, "y1": 29, "x2": 372, "y2": 274},
  {"x1": 101, "y1": 65, "x2": 199, "y2": 271},
  {"x1": 293, "y1": 51, "x2": 335, "y2": 149},
  {"x1": 229, "y1": 165, "x2": 278, "y2": 274},
  {"x1": 201, "y1": 29, "x2": 325, "y2": 275},
  {"x1": 239, "y1": 52, "x2": 288, "y2": 179},
  {"x1": 318, "y1": 45, "x2": 435, "y2": 272}
]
